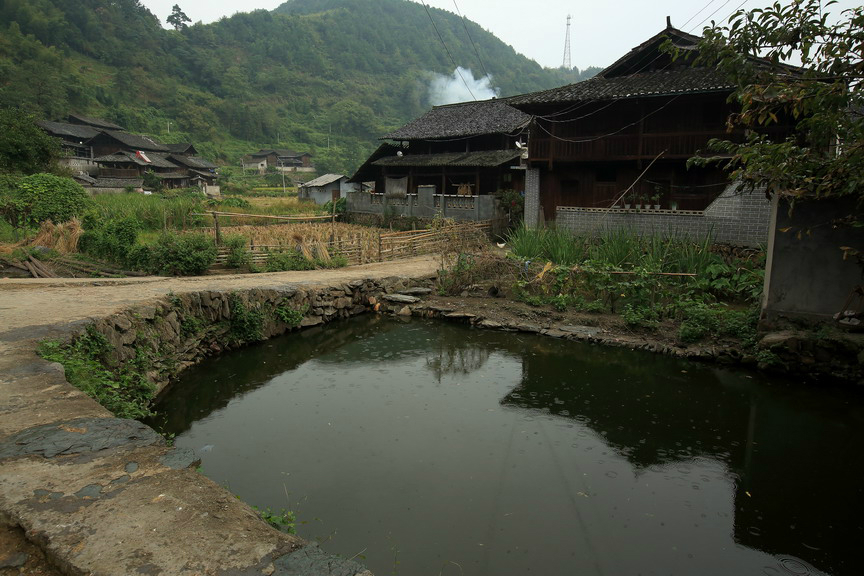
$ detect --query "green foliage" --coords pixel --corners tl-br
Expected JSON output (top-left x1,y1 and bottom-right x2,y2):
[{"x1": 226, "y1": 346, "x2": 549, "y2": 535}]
[
  {"x1": 89, "y1": 192, "x2": 204, "y2": 231},
  {"x1": 0, "y1": 173, "x2": 90, "y2": 231},
  {"x1": 79, "y1": 216, "x2": 142, "y2": 266},
  {"x1": 217, "y1": 196, "x2": 252, "y2": 209},
  {"x1": 222, "y1": 234, "x2": 251, "y2": 268},
  {"x1": 0, "y1": 0, "x2": 582, "y2": 174},
  {"x1": 676, "y1": 302, "x2": 758, "y2": 344},
  {"x1": 147, "y1": 232, "x2": 216, "y2": 276},
  {"x1": 274, "y1": 302, "x2": 308, "y2": 327},
  {"x1": 253, "y1": 507, "x2": 296, "y2": 534},
  {"x1": 506, "y1": 227, "x2": 765, "y2": 338},
  {"x1": 264, "y1": 249, "x2": 315, "y2": 272},
  {"x1": 683, "y1": 0, "x2": 864, "y2": 226},
  {"x1": 38, "y1": 326, "x2": 155, "y2": 420},
  {"x1": 322, "y1": 196, "x2": 345, "y2": 216},
  {"x1": 437, "y1": 252, "x2": 475, "y2": 295},
  {"x1": 166, "y1": 4, "x2": 191, "y2": 31},
  {"x1": 227, "y1": 293, "x2": 264, "y2": 343},
  {"x1": 0, "y1": 107, "x2": 61, "y2": 174}
]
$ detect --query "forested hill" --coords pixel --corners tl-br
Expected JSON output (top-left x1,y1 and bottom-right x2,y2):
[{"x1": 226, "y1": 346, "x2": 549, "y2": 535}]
[{"x1": 0, "y1": 0, "x2": 597, "y2": 173}]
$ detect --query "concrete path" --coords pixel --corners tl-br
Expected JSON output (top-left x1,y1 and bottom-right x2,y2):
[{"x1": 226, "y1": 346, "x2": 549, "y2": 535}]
[{"x1": 0, "y1": 257, "x2": 439, "y2": 575}]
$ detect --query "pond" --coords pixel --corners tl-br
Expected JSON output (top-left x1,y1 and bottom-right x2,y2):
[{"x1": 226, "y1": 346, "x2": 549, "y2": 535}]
[{"x1": 148, "y1": 316, "x2": 864, "y2": 576}]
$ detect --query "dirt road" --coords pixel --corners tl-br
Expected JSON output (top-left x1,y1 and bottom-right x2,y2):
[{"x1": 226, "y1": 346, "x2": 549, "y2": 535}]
[{"x1": 0, "y1": 256, "x2": 439, "y2": 335}]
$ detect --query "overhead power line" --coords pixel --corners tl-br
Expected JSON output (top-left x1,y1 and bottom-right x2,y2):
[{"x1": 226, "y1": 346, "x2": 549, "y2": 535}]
[{"x1": 420, "y1": 0, "x2": 476, "y2": 101}]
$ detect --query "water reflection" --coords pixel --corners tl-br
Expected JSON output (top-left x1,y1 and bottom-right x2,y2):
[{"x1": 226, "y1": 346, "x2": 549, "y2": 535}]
[{"x1": 150, "y1": 318, "x2": 864, "y2": 576}]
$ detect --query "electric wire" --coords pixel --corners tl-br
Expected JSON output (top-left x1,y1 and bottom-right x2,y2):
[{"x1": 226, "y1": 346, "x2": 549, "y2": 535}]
[
  {"x1": 452, "y1": 0, "x2": 491, "y2": 81},
  {"x1": 420, "y1": 0, "x2": 476, "y2": 101}
]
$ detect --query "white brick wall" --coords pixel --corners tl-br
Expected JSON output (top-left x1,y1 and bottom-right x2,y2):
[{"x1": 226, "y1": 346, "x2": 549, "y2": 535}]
[{"x1": 555, "y1": 184, "x2": 771, "y2": 247}]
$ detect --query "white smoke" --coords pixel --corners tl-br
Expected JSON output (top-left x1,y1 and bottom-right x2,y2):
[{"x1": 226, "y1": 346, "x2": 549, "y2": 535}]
[{"x1": 428, "y1": 67, "x2": 499, "y2": 106}]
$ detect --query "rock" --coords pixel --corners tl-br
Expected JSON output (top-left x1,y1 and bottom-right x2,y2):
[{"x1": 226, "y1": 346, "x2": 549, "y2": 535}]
[
  {"x1": 381, "y1": 294, "x2": 420, "y2": 304},
  {"x1": 113, "y1": 315, "x2": 133, "y2": 332},
  {"x1": 444, "y1": 311, "x2": 476, "y2": 319},
  {"x1": 0, "y1": 552, "x2": 28, "y2": 569},
  {"x1": 397, "y1": 306, "x2": 412, "y2": 316},
  {"x1": 557, "y1": 325, "x2": 602, "y2": 338},
  {"x1": 398, "y1": 287, "x2": 433, "y2": 296},
  {"x1": 478, "y1": 320, "x2": 502, "y2": 329},
  {"x1": 136, "y1": 306, "x2": 157, "y2": 320}
]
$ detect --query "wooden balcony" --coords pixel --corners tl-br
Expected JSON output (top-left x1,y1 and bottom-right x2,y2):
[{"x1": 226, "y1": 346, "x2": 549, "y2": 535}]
[{"x1": 529, "y1": 130, "x2": 740, "y2": 163}]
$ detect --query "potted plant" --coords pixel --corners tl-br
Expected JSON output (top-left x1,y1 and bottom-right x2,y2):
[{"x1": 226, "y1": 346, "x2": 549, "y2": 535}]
[
  {"x1": 669, "y1": 199, "x2": 678, "y2": 211},
  {"x1": 650, "y1": 193, "x2": 661, "y2": 210}
]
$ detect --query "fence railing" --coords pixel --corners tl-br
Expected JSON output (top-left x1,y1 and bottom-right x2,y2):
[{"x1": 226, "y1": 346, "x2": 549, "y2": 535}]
[{"x1": 213, "y1": 220, "x2": 492, "y2": 268}]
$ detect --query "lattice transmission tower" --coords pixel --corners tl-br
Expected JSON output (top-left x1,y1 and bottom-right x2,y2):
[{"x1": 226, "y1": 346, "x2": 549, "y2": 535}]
[{"x1": 562, "y1": 15, "x2": 572, "y2": 69}]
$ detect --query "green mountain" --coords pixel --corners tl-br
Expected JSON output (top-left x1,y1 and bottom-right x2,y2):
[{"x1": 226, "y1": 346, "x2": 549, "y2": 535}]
[{"x1": 0, "y1": 0, "x2": 596, "y2": 173}]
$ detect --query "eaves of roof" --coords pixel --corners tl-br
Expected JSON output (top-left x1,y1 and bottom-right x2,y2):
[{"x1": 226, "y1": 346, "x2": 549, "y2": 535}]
[
  {"x1": 372, "y1": 149, "x2": 521, "y2": 168},
  {"x1": 507, "y1": 67, "x2": 735, "y2": 107}
]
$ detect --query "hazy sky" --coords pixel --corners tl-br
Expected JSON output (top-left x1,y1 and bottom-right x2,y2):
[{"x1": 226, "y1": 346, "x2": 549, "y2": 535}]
[{"x1": 139, "y1": 0, "x2": 857, "y2": 70}]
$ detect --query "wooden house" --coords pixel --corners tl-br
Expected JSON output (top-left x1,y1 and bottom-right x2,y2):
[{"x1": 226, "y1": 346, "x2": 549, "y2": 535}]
[
  {"x1": 509, "y1": 24, "x2": 751, "y2": 216},
  {"x1": 504, "y1": 23, "x2": 791, "y2": 246},
  {"x1": 353, "y1": 99, "x2": 530, "y2": 197},
  {"x1": 88, "y1": 130, "x2": 169, "y2": 158},
  {"x1": 242, "y1": 149, "x2": 314, "y2": 173},
  {"x1": 348, "y1": 99, "x2": 530, "y2": 223}
]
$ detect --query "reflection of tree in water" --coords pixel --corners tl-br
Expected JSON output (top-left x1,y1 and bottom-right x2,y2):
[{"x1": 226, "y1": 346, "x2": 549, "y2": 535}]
[{"x1": 424, "y1": 339, "x2": 490, "y2": 382}]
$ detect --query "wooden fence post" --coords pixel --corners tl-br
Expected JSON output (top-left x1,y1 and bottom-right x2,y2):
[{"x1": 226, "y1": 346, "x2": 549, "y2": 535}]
[{"x1": 212, "y1": 211, "x2": 222, "y2": 245}]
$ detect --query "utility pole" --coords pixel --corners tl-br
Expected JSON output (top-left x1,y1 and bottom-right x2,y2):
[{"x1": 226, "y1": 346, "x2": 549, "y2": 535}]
[{"x1": 562, "y1": 15, "x2": 572, "y2": 70}]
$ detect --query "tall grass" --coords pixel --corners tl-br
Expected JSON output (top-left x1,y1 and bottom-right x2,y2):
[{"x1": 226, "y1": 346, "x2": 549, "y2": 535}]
[
  {"x1": 89, "y1": 194, "x2": 203, "y2": 231},
  {"x1": 508, "y1": 225, "x2": 727, "y2": 276}
]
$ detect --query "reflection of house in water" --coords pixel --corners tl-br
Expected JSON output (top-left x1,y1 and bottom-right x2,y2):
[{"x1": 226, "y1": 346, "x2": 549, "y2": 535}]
[{"x1": 504, "y1": 347, "x2": 863, "y2": 575}]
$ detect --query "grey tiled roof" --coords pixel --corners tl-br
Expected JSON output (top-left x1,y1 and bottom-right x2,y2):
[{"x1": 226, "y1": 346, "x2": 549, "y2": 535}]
[
  {"x1": 301, "y1": 174, "x2": 346, "y2": 188},
  {"x1": 37, "y1": 120, "x2": 99, "y2": 140},
  {"x1": 507, "y1": 67, "x2": 735, "y2": 106},
  {"x1": 101, "y1": 130, "x2": 169, "y2": 152},
  {"x1": 372, "y1": 149, "x2": 521, "y2": 168},
  {"x1": 169, "y1": 155, "x2": 218, "y2": 170},
  {"x1": 383, "y1": 100, "x2": 531, "y2": 141},
  {"x1": 93, "y1": 153, "x2": 148, "y2": 166},
  {"x1": 67, "y1": 114, "x2": 124, "y2": 131}
]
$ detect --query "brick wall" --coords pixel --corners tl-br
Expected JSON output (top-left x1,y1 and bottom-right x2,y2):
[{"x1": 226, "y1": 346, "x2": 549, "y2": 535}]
[
  {"x1": 524, "y1": 168, "x2": 540, "y2": 228},
  {"x1": 555, "y1": 184, "x2": 771, "y2": 247}
]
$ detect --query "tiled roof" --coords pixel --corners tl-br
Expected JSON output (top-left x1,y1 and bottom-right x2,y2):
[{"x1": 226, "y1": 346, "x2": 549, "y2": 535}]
[
  {"x1": 93, "y1": 153, "x2": 148, "y2": 166},
  {"x1": 382, "y1": 100, "x2": 531, "y2": 141},
  {"x1": 169, "y1": 155, "x2": 218, "y2": 170},
  {"x1": 372, "y1": 149, "x2": 521, "y2": 168},
  {"x1": 507, "y1": 67, "x2": 735, "y2": 107},
  {"x1": 145, "y1": 153, "x2": 180, "y2": 169},
  {"x1": 93, "y1": 151, "x2": 179, "y2": 169},
  {"x1": 37, "y1": 121, "x2": 99, "y2": 140},
  {"x1": 157, "y1": 172, "x2": 191, "y2": 179},
  {"x1": 67, "y1": 114, "x2": 124, "y2": 131},
  {"x1": 100, "y1": 130, "x2": 169, "y2": 152},
  {"x1": 167, "y1": 143, "x2": 197, "y2": 154},
  {"x1": 301, "y1": 174, "x2": 346, "y2": 188}
]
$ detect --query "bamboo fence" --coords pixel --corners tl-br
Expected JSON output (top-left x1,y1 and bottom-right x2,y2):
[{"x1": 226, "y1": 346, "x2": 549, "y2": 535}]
[{"x1": 213, "y1": 220, "x2": 492, "y2": 267}]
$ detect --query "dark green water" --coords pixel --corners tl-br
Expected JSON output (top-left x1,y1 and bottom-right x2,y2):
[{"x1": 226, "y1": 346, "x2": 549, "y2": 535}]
[{"x1": 149, "y1": 316, "x2": 864, "y2": 576}]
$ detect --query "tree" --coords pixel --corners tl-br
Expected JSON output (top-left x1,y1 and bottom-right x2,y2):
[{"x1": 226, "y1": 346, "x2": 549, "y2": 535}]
[
  {"x1": 166, "y1": 4, "x2": 191, "y2": 31},
  {"x1": 0, "y1": 107, "x2": 61, "y2": 175},
  {"x1": 0, "y1": 173, "x2": 91, "y2": 234},
  {"x1": 685, "y1": 0, "x2": 864, "y2": 226}
]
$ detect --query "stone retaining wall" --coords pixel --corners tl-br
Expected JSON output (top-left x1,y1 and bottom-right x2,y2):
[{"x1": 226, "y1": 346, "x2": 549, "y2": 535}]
[{"x1": 80, "y1": 278, "x2": 434, "y2": 395}]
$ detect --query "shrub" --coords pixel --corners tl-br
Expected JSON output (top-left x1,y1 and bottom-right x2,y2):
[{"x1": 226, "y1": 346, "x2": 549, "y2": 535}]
[
  {"x1": 148, "y1": 232, "x2": 216, "y2": 276},
  {"x1": 265, "y1": 249, "x2": 315, "y2": 272},
  {"x1": 38, "y1": 326, "x2": 154, "y2": 419},
  {"x1": 0, "y1": 173, "x2": 91, "y2": 231},
  {"x1": 79, "y1": 216, "x2": 142, "y2": 266},
  {"x1": 222, "y1": 234, "x2": 251, "y2": 268}
]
